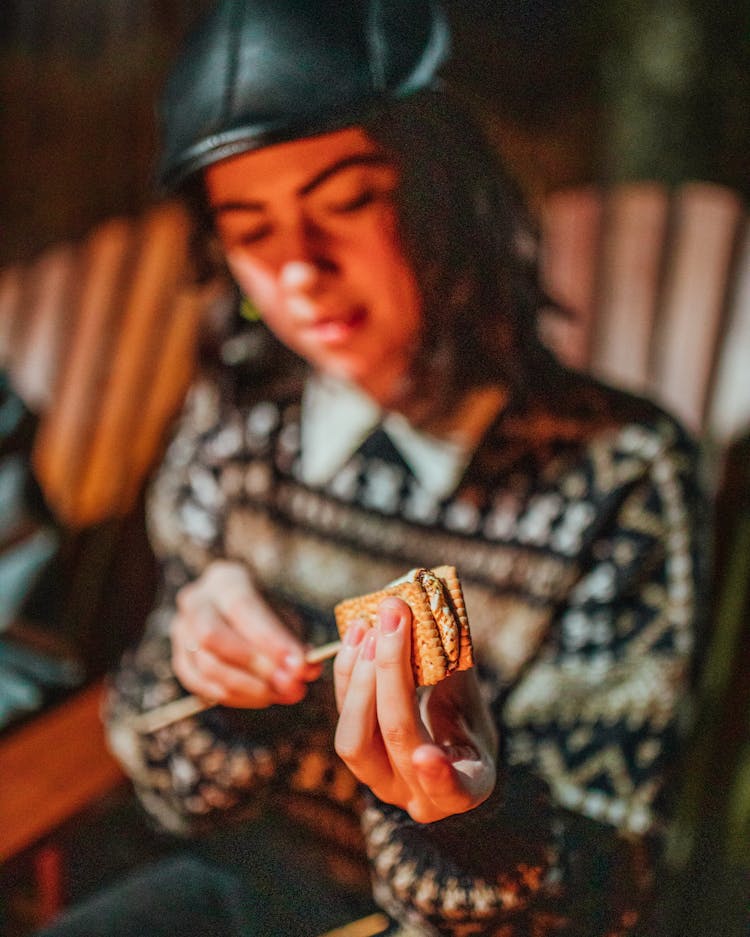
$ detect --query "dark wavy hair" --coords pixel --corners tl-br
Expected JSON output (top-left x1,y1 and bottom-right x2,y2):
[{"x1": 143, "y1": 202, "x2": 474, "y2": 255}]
[
  {"x1": 364, "y1": 90, "x2": 563, "y2": 411},
  {"x1": 182, "y1": 88, "x2": 565, "y2": 411}
]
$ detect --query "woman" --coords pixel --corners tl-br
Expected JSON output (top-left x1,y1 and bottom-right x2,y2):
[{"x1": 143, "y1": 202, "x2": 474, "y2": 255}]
[{"x1": 45, "y1": 1, "x2": 706, "y2": 935}]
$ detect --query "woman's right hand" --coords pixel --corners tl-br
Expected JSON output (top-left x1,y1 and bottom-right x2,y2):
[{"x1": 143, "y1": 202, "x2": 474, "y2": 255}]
[{"x1": 170, "y1": 561, "x2": 321, "y2": 708}]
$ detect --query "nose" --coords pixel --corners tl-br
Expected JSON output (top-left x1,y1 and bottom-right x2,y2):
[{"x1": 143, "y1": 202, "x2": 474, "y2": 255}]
[
  {"x1": 268, "y1": 214, "x2": 337, "y2": 288},
  {"x1": 279, "y1": 260, "x2": 319, "y2": 293}
]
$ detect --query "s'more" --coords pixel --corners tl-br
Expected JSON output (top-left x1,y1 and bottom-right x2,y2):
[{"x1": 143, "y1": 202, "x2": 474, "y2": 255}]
[{"x1": 333, "y1": 565, "x2": 474, "y2": 686}]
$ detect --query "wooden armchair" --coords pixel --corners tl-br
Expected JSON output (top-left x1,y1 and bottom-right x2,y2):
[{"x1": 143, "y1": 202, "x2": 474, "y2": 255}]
[
  {"x1": 0, "y1": 202, "x2": 212, "y2": 922},
  {"x1": 539, "y1": 181, "x2": 750, "y2": 935},
  {"x1": 0, "y1": 201, "x2": 208, "y2": 528},
  {"x1": 2, "y1": 182, "x2": 746, "y2": 530},
  {"x1": 0, "y1": 181, "x2": 748, "y2": 933},
  {"x1": 539, "y1": 181, "x2": 749, "y2": 450}
]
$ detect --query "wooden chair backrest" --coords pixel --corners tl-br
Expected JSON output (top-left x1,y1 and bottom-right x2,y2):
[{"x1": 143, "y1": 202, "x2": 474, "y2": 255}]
[
  {"x1": 539, "y1": 181, "x2": 750, "y2": 448},
  {"x1": 0, "y1": 181, "x2": 747, "y2": 527},
  {"x1": 0, "y1": 202, "x2": 207, "y2": 527}
]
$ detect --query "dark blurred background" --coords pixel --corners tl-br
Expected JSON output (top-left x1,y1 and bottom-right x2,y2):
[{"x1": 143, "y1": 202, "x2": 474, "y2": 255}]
[
  {"x1": 0, "y1": 4, "x2": 749, "y2": 936},
  {"x1": 1, "y1": 0, "x2": 748, "y2": 265}
]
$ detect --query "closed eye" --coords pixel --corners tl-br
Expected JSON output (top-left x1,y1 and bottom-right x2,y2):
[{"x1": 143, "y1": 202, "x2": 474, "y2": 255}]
[
  {"x1": 235, "y1": 223, "x2": 273, "y2": 245},
  {"x1": 326, "y1": 189, "x2": 382, "y2": 213}
]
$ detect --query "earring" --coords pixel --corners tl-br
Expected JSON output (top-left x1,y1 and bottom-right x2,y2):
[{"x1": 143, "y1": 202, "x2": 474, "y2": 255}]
[{"x1": 240, "y1": 295, "x2": 262, "y2": 322}]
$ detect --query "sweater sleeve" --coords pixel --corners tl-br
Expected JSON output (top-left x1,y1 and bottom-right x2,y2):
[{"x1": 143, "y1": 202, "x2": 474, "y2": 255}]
[
  {"x1": 104, "y1": 609, "x2": 349, "y2": 837},
  {"x1": 103, "y1": 378, "x2": 357, "y2": 837},
  {"x1": 360, "y1": 418, "x2": 706, "y2": 936}
]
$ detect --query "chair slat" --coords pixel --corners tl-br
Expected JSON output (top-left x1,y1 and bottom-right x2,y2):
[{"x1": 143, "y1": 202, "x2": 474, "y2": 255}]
[
  {"x1": 707, "y1": 226, "x2": 750, "y2": 445},
  {"x1": 33, "y1": 203, "x2": 197, "y2": 527},
  {"x1": 539, "y1": 187, "x2": 603, "y2": 369},
  {"x1": 0, "y1": 265, "x2": 23, "y2": 369},
  {"x1": 110, "y1": 285, "x2": 206, "y2": 518},
  {"x1": 33, "y1": 217, "x2": 137, "y2": 520},
  {"x1": 10, "y1": 244, "x2": 77, "y2": 412},
  {"x1": 590, "y1": 184, "x2": 670, "y2": 393},
  {"x1": 651, "y1": 184, "x2": 744, "y2": 433},
  {"x1": 70, "y1": 203, "x2": 194, "y2": 524}
]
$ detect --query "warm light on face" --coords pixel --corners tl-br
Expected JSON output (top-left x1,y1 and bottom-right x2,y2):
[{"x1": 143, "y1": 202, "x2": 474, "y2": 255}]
[{"x1": 204, "y1": 127, "x2": 423, "y2": 406}]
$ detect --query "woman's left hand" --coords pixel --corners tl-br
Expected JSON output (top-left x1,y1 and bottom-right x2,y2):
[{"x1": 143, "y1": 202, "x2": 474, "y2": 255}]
[{"x1": 333, "y1": 597, "x2": 498, "y2": 823}]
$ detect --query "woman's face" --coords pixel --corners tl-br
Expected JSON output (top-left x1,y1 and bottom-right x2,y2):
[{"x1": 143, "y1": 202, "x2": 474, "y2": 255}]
[{"x1": 204, "y1": 127, "x2": 423, "y2": 405}]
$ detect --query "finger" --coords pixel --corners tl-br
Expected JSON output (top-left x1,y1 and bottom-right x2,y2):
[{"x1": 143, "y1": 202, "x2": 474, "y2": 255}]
[
  {"x1": 172, "y1": 597, "x2": 232, "y2": 657},
  {"x1": 374, "y1": 599, "x2": 429, "y2": 760},
  {"x1": 172, "y1": 640, "x2": 230, "y2": 703},
  {"x1": 202, "y1": 614, "x2": 269, "y2": 668},
  {"x1": 204, "y1": 646, "x2": 308, "y2": 707},
  {"x1": 413, "y1": 736, "x2": 496, "y2": 815},
  {"x1": 216, "y1": 587, "x2": 308, "y2": 675},
  {"x1": 181, "y1": 638, "x2": 308, "y2": 707},
  {"x1": 199, "y1": 614, "x2": 322, "y2": 691},
  {"x1": 172, "y1": 605, "x2": 304, "y2": 706},
  {"x1": 333, "y1": 619, "x2": 369, "y2": 712},
  {"x1": 335, "y1": 631, "x2": 389, "y2": 780},
  {"x1": 178, "y1": 601, "x2": 316, "y2": 705},
  {"x1": 181, "y1": 563, "x2": 309, "y2": 675},
  {"x1": 412, "y1": 743, "x2": 475, "y2": 805},
  {"x1": 175, "y1": 599, "x2": 272, "y2": 678},
  {"x1": 422, "y1": 670, "x2": 498, "y2": 756}
]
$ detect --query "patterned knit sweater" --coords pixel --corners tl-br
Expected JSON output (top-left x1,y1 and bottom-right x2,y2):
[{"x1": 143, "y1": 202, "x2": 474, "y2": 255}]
[{"x1": 106, "y1": 330, "x2": 705, "y2": 937}]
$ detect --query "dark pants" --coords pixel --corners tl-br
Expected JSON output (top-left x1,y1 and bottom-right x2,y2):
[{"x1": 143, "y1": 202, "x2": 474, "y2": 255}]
[{"x1": 36, "y1": 814, "x2": 378, "y2": 937}]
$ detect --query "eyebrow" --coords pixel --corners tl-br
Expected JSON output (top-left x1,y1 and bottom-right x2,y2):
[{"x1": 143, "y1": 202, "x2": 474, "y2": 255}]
[
  {"x1": 210, "y1": 152, "x2": 391, "y2": 215},
  {"x1": 211, "y1": 199, "x2": 265, "y2": 214},
  {"x1": 298, "y1": 152, "x2": 390, "y2": 196}
]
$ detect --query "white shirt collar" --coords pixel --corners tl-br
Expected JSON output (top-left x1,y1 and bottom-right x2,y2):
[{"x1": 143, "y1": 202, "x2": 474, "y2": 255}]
[{"x1": 300, "y1": 374, "x2": 502, "y2": 501}]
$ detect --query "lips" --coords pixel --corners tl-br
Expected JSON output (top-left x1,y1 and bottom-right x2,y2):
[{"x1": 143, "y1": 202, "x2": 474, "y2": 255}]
[{"x1": 307, "y1": 305, "x2": 367, "y2": 344}]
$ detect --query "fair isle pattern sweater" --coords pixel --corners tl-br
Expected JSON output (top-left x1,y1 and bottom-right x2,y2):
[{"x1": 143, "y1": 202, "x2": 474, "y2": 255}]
[{"x1": 106, "y1": 342, "x2": 704, "y2": 937}]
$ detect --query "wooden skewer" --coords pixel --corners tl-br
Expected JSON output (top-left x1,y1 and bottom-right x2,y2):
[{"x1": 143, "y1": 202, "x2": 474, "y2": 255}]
[
  {"x1": 133, "y1": 693, "x2": 210, "y2": 733},
  {"x1": 130, "y1": 639, "x2": 342, "y2": 734},
  {"x1": 304, "y1": 639, "x2": 344, "y2": 665},
  {"x1": 317, "y1": 912, "x2": 390, "y2": 937}
]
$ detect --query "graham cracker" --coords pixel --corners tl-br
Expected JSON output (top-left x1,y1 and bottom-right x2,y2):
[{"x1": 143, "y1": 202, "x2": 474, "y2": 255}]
[{"x1": 333, "y1": 566, "x2": 474, "y2": 686}]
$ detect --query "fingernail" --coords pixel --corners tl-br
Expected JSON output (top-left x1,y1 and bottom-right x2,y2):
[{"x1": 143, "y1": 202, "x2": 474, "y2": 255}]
[
  {"x1": 283, "y1": 649, "x2": 303, "y2": 671},
  {"x1": 362, "y1": 630, "x2": 377, "y2": 661},
  {"x1": 272, "y1": 669, "x2": 294, "y2": 693},
  {"x1": 379, "y1": 599, "x2": 404, "y2": 635},
  {"x1": 417, "y1": 756, "x2": 450, "y2": 780},
  {"x1": 345, "y1": 622, "x2": 367, "y2": 646}
]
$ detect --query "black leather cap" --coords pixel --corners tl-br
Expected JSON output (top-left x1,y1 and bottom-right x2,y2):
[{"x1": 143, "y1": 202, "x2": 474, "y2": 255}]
[{"x1": 157, "y1": 0, "x2": 450, "y2": 192}]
